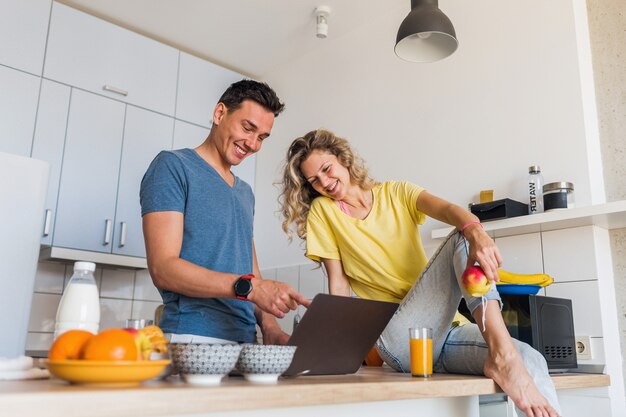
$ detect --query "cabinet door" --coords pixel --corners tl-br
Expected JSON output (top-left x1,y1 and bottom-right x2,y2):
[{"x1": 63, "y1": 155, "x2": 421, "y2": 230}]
[
  {"x1": 172, "y1": 119, "x2": 209, "y2": 150},
  {"x1": 31, "y1": 79, "x2": 71, "y2": 245},
  {"x1": 112, "y1": 106, "x2": 174, "y2": 257},
  {"x1": 172, "y1": 120, "x2": 256, "y2": 192},
  {"x1": 44, "y1": 2, "x2": 178, "y2": 115},
  {"x1": 0, "y1": 65, "x2": 40, "y2": 156},
  {"x1": 0, "y1": 0, "x2": 51, "y2": 75},
  {"x1": 53, "y1": 89, "x2": 125, "y2": 252},
  {"x1": 176, "y1": 52, "x2": 243, "y2": 128}
]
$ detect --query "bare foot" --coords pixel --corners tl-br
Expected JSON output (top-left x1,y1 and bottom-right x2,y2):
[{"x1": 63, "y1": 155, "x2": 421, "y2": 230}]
[{"x1": 484, "y1": 347, "x2": 560, "y2": 417}]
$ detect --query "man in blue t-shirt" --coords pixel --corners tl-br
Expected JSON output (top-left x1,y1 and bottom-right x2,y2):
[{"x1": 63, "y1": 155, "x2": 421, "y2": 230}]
[{"x1": 140, "y1": 80, "x2": 309, "y2": 344}]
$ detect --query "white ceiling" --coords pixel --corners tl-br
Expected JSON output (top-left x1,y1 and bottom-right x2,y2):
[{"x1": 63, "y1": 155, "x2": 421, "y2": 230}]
[{"x1": 56, "y1": 0, "x2": 410, "y2": 79}]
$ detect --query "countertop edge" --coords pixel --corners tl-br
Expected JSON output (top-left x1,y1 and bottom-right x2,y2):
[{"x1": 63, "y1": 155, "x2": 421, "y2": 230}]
[{"x1": 0, "y1": 369, "x2": 610, "y2": 417}]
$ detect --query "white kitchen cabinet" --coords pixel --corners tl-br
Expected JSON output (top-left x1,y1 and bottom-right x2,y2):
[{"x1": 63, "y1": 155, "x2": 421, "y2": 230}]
[
  {"x1": 0, "y1": 0, "x2": 51, "y2": 75},
  {"x1": 44, "y1": 2, "x2": 178, "y2": 116},
  {"x1": 172, "y1": 119, "x2": 209, "y2": 150},
  {"x1": 0, "y1": 65, "x2": 40, "y2": 156},
  {"x1": 31, "y1": 79, "x2": 71, "y2": 245},
  {"x1": 112, "y1": 106, "x2": 174, "y2": 257},
  {"x1": 176, "y1": 51, "x2": 243, "y2": 127},
  {"x1": 172, "y1": 119, "x2": 256, "y2": 192},
  {"x1": 53, "y1": 89, "x2": 125, "y2": 253}
]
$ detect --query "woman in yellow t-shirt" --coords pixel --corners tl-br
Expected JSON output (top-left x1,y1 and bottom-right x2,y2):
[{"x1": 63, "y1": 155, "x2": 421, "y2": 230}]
[{"x1": 279, "y1": 129, "x2": 561, "y2": 417}]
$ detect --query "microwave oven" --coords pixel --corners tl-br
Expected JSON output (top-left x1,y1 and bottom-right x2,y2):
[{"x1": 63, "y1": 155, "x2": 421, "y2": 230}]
[{"x1": 459, "y1": 294, "x2": 578, "y2": 371}]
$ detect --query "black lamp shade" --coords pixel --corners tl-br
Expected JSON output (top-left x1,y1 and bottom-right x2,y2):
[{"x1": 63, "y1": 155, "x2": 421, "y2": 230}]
[{"x1": 395, "y1": 0, "x2": 458, "y2": 63}]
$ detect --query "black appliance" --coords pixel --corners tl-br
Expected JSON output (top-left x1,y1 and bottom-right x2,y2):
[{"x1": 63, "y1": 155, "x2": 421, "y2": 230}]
[{"x1": 459, "y1": 294, "x2": 578, "y2": 371}]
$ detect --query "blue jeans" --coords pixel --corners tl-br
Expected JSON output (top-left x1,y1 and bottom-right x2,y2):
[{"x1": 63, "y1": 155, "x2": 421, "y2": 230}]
[{"x1": 375, "y1": 231, "x2": 562, "y2": 416}]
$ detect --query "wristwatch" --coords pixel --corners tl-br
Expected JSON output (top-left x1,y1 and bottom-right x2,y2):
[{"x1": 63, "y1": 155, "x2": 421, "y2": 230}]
[{"x1": 234, "y1": 274, "x2": 254, "y2": 300}]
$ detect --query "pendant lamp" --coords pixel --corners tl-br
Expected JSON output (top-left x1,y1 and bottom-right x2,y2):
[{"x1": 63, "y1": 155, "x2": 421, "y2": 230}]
[{"x1": 395, "y1": 0, "x2": 458, "y2": 63}]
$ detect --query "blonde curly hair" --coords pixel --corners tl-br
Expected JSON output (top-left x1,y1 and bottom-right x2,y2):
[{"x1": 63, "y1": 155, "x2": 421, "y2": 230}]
[{"x1": 279, "y1": 129, "x2": 377, "y2": 241}]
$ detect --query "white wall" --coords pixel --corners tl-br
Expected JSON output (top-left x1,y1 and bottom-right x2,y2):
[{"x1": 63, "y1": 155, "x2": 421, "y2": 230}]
[{"x1": 254, "y1": 0, "x2": 604, "y2": 269}]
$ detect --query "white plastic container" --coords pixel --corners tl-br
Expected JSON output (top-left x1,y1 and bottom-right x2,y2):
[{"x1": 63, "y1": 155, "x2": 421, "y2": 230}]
[
  {"x1": 528, "y1": 165, "x2": 544, "y2": 214},
  {"x1": 54, "y1": 261, "x2": 100, "y2": 338}
]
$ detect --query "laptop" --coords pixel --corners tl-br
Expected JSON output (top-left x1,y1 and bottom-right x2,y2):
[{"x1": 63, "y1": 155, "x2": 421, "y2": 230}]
[{"x1": 282, "y1": 293, "x2": 399, "y2": 376}]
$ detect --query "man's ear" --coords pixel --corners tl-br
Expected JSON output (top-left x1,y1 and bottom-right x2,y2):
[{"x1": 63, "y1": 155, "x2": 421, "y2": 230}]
[{"x1": 213, "y1": 102, "x2": 227, "y2": 126}]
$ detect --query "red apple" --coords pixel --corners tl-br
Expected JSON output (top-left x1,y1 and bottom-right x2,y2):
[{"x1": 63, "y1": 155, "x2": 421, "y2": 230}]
[{"x1": 461, "y1": 266, "x2": 492, "y2": 297}]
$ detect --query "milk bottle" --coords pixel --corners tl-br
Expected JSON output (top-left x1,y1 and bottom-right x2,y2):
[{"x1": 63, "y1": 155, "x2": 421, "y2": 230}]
[{"x1": 54, "y1": 261, "x2": 100, "y2": 338}]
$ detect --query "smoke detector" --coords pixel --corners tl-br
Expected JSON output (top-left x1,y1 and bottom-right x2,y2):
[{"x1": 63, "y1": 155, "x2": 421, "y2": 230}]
[{"x1": 315, "y1": 6, "x2": 331, "y2": 39}]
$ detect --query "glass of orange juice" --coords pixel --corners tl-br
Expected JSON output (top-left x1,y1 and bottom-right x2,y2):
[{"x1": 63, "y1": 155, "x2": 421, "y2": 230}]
[{"x1": 409, "y1": 327, "x2": 433, "y2": 377}]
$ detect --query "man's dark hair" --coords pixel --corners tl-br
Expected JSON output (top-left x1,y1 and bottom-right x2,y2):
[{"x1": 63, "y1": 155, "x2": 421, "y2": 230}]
[{"x1": 218, "y1": 79, "x2": 285, "y2": 117}]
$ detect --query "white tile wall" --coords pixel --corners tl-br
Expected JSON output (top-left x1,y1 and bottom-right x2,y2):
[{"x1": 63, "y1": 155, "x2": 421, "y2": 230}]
[
  {"x1": 260, "y1": 268, "x2": 277, "y2": 280},
  {"x1": 26, "y1": 332, "x2": 54, "y2": 351},
  {"x1": 133, "y1": 269, "x2": 161, "y2": 302},
  {"x1": 131, "y1": 300, "x2": 161, "y2": 323},
  {"x1": 99, "y1": 298, "x2": 133, "y2": 330},
  {"x1": 27, "y1": 293, "x2": 61, "y2": 332},
  {"x1": 33, "y1": 261, "x2": 66, "y2": 294},
  {"x1": 495, "y1": 233, "x2": 544, "y2": 273},
  {"x1": 27, "y1": 261, "x2": 140, "y2": 353},
  {"x1": 100, "y1": 268, "x2": 135, "y2": 299},
  {"x1": 545, "y1": 281, "x2": 602, "y2": 338},
  {"x1": 542, "y1": 226, "x2": 598, "y2": 282},
  {"x1": 587, "y1": 337, "x2": 606, "y2": 366},
  {"x1": 299, "y1": 262, "x2": 325, "y2": 300},
  {"x1": 275, "y1": 265, "x2": 299, "y2": 292}
]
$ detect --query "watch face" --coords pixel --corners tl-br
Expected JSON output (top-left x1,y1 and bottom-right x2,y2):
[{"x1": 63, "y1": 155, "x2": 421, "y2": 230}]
[{"x1": 235, "y1": 277, "x2": 253, "y2": 297}]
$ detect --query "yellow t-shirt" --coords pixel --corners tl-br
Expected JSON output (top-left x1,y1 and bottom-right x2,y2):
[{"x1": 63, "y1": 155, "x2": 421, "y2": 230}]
[
  {"x1": 306, "y1": 181, "x2": 468, "y2": 325},
  {"x1": 306, "y1": 181, "x2": 428, "y2": 303}
]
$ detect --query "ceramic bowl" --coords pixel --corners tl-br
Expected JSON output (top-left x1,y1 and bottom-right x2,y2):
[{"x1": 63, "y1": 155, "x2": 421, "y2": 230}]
[
  {"x1": 169, "y1": 343, "x2": 243, "y2": 385},
  {"x1": 235, "y1": 344, "x2": 297, "y2": 384}
]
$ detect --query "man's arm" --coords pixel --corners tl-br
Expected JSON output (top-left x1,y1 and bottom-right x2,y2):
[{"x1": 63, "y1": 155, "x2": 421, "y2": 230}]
[{"x1": 143, "y1": 212, "x2": 309, "y2": 318}]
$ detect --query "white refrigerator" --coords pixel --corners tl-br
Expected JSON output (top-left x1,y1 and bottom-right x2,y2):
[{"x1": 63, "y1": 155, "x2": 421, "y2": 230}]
[{"x1": 0, "y1": 152, "x2": 49, "y2": 358}]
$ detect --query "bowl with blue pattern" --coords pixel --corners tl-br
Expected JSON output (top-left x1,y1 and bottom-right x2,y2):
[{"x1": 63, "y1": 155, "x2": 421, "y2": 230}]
[
  {"x1": 234, "y1": 344, "x2": 297, "y2": 384},
  {"x1": 169, "y1": 343, "x2": 243, "y2": 385}
]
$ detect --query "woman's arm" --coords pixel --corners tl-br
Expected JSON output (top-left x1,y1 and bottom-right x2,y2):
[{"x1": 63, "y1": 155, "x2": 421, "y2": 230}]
[
  {"x1": 321, "y1": 258, "x2": 351, "y2": 297},
  {"x1": 415, "y1": 191, "x2": 503, "y2": 280}
]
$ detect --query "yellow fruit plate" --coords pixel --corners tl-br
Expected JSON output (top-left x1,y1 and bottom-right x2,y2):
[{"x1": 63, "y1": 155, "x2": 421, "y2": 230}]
[{"x1": 45, "y1": 359, "x2": 171, "y2": 386}]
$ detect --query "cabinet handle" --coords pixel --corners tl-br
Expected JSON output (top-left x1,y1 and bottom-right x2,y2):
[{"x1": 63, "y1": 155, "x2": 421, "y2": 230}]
[
  {"x1": 43, "y1": 209, "x2": 52, "y2": 237},
  {"x1": 102, "y1": 85, "x2": 128, "y2": 97},
  {"x1": 104, "y1": 219, "x2": 112, "y2": 245},
  {"x1": 119, "y1": 221, "x2": 127, "y2": 247}
]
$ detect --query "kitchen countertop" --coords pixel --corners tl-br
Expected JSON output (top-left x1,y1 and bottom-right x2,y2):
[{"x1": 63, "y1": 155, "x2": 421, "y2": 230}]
[{"x1": 0, "y1": 366, "x2": 610, "y2": 417}]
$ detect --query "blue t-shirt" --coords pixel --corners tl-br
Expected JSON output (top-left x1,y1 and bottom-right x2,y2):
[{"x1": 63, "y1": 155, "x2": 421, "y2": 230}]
[{"x1": 140, "y1": 148, "x2": 256, "y2": 343}]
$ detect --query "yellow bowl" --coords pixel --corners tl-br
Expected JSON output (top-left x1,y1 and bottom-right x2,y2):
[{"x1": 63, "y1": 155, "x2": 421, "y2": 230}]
[{"x1": 45, "y1": 359, "x2": 171, "y2": 386}]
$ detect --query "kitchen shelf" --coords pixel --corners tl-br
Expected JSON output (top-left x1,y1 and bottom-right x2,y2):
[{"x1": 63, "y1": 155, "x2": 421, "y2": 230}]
[
  {"x1": 39, "y1": 246, "x2": 147, "y2": 269},
  {"x1": 431, "y1": 200, "x2": 626, "y2": 239}
]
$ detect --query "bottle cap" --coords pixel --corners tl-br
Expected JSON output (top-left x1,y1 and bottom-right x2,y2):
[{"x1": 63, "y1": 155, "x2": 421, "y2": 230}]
[
  {"x1": 74, "y1": 261, "x2": 96, "y2": 272},
  {"x1": 528, "y1": 165, "x2": 541, "y2": 174}
]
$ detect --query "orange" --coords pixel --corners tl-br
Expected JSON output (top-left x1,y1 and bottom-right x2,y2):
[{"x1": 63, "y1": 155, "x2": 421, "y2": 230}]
[
  {"x1": 82, "y1": 328, "x2": 138, "y2": 361},
  {"x1": 48, "y1": 330, "x2": 94, "y2": 360}
]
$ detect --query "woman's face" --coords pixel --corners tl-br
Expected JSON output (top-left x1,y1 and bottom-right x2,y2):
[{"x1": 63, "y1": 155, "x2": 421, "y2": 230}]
[{"x1": 300, "y1": 150, "x2": 351, "y2": 200}]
